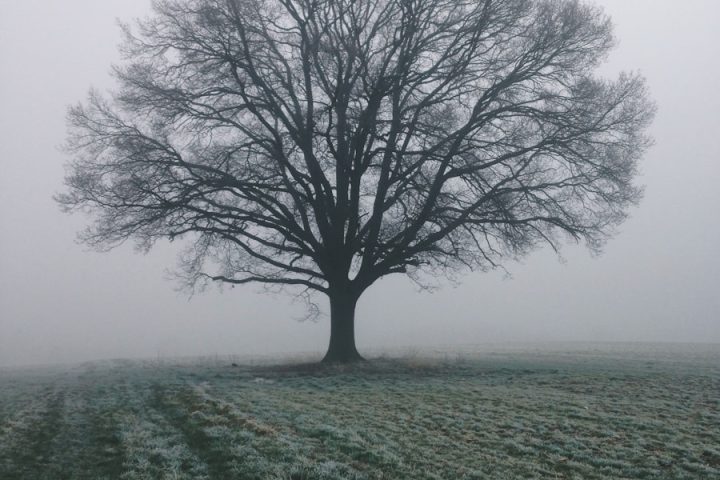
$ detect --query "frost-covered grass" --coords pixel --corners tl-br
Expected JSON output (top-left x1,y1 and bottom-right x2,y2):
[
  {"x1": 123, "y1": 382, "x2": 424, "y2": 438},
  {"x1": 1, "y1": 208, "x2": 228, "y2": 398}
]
[{"x1": 1, "y1": 344, "x2": 718, "y2": 479}]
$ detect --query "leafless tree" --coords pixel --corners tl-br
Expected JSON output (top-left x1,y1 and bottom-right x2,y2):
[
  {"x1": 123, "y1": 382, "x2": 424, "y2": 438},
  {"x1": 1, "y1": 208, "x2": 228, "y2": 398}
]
[{"x1": 59, "y1": 0, "x2": 654, "y2": 362}]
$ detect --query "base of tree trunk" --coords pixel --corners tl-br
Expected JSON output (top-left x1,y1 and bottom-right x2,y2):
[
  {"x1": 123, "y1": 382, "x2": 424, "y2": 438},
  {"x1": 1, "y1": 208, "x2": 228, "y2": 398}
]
[{"x1": 321, "y1": 348, "x2": 365, "y2": 364}]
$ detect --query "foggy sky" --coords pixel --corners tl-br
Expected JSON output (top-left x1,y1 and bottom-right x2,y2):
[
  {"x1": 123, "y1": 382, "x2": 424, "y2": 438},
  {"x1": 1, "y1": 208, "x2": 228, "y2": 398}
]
[{"x1": 1, "y1": 0, "x2": 719, "y2": 367}]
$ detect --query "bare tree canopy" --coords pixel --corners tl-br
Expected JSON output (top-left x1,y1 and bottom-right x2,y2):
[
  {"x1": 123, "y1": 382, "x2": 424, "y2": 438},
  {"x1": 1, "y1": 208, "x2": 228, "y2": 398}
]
[{"x1": 59, "y1": 0, "x2": 655, "y2": 362}]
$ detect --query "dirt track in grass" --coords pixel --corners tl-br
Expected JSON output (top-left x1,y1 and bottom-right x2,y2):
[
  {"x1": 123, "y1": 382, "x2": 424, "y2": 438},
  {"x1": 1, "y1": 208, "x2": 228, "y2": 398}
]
[{"x1": 1, "y1": 344, "x2": 718, "y2": 479}]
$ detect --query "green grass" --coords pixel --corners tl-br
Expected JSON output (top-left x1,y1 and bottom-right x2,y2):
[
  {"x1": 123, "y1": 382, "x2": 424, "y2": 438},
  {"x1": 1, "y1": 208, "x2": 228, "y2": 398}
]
[{"x1": 0, "y1": 344, "x2": 718, "y2": 479}]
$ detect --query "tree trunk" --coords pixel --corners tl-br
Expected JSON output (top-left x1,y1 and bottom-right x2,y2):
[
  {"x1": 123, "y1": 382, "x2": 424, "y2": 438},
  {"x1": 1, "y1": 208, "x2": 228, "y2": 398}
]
[{"x1": 322, "y1": 289, "x2": 363, "y2": 363}]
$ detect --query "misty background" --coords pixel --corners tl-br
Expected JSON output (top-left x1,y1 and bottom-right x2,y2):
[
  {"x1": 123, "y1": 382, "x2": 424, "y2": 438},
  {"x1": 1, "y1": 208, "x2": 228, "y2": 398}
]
[{"x1": 1, "y1": 0, "x2": 718, "y2": 367}]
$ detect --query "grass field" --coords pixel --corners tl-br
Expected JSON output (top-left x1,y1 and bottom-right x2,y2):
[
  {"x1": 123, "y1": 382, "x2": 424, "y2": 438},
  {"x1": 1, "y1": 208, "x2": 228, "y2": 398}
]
[{"x1": 0, "y1": 343, "x2": 718, "y2": 479}]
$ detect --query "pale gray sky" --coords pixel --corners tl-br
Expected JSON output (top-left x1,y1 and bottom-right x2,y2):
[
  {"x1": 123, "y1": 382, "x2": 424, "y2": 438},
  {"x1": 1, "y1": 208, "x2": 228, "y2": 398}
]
[{"x1": 1, "y1": 0, "x2": 718, "y2": 366}]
